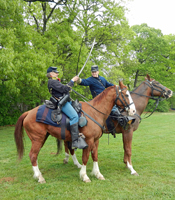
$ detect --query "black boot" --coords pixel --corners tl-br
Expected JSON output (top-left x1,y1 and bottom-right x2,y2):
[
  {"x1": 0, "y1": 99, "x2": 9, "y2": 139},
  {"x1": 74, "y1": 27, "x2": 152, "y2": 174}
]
[
  {"x1": 111, "y1": 111, "x2": 135, "y2": 128},
  {"x1": 70, "y1": 123, "x2": 88, "y2": 149}
]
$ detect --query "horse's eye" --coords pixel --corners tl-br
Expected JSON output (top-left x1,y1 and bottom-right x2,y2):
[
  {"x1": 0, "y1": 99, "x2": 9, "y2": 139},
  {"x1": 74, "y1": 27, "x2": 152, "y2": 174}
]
[{"x1": 125, "y1": 94, "x2": 129, "y2": 97}]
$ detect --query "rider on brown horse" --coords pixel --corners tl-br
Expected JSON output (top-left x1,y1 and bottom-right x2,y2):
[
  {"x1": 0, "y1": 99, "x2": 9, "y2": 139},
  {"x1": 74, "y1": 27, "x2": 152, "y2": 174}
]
[
  {"x1": 77, "y1": 65, "x2": 134, "y2": 129},
  {"x1": 47, "y1": 66, "x2": 88, "y2": 149}
]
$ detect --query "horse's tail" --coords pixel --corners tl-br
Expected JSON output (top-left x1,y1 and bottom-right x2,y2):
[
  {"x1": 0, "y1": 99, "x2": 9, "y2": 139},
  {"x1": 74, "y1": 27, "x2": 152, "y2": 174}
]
[
  {"x1": 14, "y1": 112, "x2": 28, "y2": 160},
  {"x1": 56, "y1": 139, "x2": 62, "y2": 155}
]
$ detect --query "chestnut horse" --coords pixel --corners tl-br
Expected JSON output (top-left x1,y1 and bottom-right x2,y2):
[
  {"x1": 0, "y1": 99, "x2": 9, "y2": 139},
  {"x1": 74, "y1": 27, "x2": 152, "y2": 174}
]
[
  {"x1": 62, "y1": 74, "x2": 173, "y2": 175},
  {"x1": 14, "y1": 81, "x2": 136, "y2": 183}
]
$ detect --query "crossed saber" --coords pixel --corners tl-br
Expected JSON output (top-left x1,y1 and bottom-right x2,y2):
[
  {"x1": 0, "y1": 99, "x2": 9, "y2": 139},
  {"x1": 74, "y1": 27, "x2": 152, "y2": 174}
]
[{"x1": 77, "y1": 38, "x2": 96, "y2": 77}]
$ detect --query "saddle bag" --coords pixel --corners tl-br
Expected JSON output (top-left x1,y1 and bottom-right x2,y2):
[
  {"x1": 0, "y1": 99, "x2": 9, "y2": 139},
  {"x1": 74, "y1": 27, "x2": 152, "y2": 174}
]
[
  {"x1": 51, "y1": 107, "x2": 62, "y2": 124},
  {"x1": 44, "y1": 100, "x2": 56, "y2": 109},
  {"x1": 72, "y1": 99, "x2": 81, "y2": 113},
  {"x1": 78, "y1": 115, "x2": 87, "y2": 127},
  {"x1": 58, "y1": 94, "x2": 70, "y2": 107}
]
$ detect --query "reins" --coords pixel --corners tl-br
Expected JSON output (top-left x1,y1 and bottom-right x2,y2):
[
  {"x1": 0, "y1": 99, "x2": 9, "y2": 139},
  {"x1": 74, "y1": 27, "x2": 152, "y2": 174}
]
[{"x1": 72, "y1": 86, "x2": 131, "y2": 117}]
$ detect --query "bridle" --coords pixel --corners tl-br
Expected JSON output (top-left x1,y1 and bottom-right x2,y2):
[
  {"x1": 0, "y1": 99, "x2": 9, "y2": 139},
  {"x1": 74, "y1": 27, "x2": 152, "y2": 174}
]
[
  {"x1": 115, "y1": 86, "x2": 132, "y2": 113},
  {"x1": 145, "y1": 80, "x2": 171, "y2": 99},
  {"x1": 131, "y1": 80, "x2": 170, "y2": 100},
  {"x1": 131, "y1": 79, "x2": 171, "y2": 119}
]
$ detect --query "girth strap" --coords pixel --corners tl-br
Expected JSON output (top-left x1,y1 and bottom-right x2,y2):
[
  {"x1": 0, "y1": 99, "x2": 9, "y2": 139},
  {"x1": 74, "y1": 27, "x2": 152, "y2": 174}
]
[{"x1": 81, "y1": 110, "x2": 104, "y2": 130}]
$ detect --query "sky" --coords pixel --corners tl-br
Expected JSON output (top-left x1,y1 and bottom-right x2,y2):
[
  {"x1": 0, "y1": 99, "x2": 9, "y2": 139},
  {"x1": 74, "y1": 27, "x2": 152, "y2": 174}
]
[{"x1": 125, "y1": 0, "x2": 175, "y2": 35}]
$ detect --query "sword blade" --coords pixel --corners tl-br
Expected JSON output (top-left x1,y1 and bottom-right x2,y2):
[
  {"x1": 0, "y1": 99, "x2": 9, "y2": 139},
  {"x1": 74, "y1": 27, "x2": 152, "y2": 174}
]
[{"x1": 77, "y1": 38, "x2": 96, "y2": 76}]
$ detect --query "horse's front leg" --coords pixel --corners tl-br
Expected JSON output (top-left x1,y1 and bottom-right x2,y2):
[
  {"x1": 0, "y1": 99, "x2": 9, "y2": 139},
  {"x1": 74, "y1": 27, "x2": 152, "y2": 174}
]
[
  {"x1": 91, "y1": 140, "x2": 105, "y2": 180},
  {"x1": 122, "y1": 129, "x2": 139, "y2": 176},
  {"x1": 63, "y1": 141, "x2": 82, "y2": 168}
]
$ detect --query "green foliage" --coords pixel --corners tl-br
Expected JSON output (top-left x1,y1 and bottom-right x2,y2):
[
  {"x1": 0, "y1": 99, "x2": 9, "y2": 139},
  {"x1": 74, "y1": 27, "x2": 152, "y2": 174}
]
[
  {"x1": 145, "y1": 99, "x2": 170, "y2": 112},
  {"x1": 168, "y1": 95, "x2": 175, "y2": 109},
  {"x1": 0, "y1": 1, "x2": 175, "y2": 126},
  {"x1": 123, "y1": 23, "x2": 175, "y2": 89}
]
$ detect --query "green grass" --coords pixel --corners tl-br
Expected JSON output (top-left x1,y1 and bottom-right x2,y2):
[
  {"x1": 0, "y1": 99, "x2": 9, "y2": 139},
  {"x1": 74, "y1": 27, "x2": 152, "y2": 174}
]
[{"x1": 1, "y1": 112, "x2": 175, "y2": 200}]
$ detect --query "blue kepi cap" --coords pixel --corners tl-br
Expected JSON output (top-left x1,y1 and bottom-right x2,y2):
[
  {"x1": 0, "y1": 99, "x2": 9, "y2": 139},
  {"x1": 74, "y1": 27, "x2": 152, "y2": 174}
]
[
  {"x1": 91, "y1": 65, "x2": 99, "y2": 72},
  {"x1": 47, "y1": 66, "x2": 59, "y2": 73}
]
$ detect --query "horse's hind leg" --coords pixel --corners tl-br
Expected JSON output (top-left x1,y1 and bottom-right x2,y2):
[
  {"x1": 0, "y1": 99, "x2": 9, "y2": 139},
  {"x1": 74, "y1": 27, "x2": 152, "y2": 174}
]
[
  {"x1": 63, "y1": 141, "x2": 82, "y2": 168},
  {"x1": 29, "y1": 141, "x2": 46, "y2": 183}
]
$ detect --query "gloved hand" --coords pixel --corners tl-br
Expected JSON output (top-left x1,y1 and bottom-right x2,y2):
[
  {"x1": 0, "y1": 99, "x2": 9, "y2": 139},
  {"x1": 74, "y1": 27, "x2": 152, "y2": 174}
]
[
  {"x1": 71, "y1": 76, "x2": 79, "y2": 82},
  {"x1": 76, "y1": 78, "x2": 82, "y2": 84}
]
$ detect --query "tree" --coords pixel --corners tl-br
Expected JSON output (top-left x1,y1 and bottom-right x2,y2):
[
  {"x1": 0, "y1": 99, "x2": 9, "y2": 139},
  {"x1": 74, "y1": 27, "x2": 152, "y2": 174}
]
[
  {"x1": 122, "y1": 23, "x2": 175, "y2": 89},
  {"x1": 0, "y1": 0, "x2": 133, "y2": 125}
]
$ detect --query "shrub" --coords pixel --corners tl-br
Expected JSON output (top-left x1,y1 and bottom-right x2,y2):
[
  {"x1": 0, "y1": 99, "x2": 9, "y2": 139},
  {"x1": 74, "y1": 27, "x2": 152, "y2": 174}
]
[{"x1": 145, "y1": 99, "x2": 170, "y2": 112}]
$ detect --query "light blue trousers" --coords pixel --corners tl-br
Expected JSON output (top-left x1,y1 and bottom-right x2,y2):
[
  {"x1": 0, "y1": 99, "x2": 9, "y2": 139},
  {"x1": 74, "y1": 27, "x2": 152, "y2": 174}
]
[
  {"x1": 61, "y1": 101, "x2": 78, "y2": 125},
  {"x1": 111, "y1": 105, "x2": 120, "y2": 114}
]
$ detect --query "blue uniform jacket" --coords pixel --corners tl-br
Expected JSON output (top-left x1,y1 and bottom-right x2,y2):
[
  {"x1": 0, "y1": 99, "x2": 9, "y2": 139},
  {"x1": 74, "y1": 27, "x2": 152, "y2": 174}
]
[{"x1": 80, "y1": 76, "x2": 114, "y2": 98}]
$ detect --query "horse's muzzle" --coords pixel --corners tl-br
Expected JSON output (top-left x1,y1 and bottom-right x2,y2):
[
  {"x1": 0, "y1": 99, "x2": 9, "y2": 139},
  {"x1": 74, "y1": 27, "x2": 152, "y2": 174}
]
[
  {"x1": 164, "y1": 90, "x2": 173, "y2": 99},
  {"x1": 127, "y1": 107, "x2": 136, "y2": 116}
]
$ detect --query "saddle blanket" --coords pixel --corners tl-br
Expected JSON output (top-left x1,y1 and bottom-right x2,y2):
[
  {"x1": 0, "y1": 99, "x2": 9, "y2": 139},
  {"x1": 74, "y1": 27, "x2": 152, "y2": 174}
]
[{"x1": 36, "y1": 104, "x2": 67, "y2": 127}]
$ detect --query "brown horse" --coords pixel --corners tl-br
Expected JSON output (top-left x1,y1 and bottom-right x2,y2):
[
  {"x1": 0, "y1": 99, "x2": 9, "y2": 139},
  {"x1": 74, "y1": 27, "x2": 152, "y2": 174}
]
[
  {"x1": 62, "y1": 74, "x2": 173, "y2": 175},
  {"x1": 14, "y1": 81, "x2": 136, "y2": 183}
]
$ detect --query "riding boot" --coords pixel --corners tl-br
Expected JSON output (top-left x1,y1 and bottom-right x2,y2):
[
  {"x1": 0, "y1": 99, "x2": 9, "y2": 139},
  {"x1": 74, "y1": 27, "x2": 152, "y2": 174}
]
[
  {"x1": 70, "y1": 122, "x2": 88, "y2": 149},
  {"x1": 111, "y1": 110, "x2": 135, "y2": 128}
]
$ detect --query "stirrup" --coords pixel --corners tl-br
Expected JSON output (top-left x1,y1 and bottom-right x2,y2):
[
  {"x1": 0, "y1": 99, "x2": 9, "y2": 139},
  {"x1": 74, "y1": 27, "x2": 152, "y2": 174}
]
[
  {"x1": 78, "y1": 137, "x2": 88, "y2": 149},
  {"x1": 127, "y1": 116, "x2": 135, "y2": 125}
]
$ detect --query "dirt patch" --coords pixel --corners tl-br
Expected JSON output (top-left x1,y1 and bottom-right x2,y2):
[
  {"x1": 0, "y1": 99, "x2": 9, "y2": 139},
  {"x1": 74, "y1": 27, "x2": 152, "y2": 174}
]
[
  {"x1": 0, "y1": 177, "x2": 15, "y2": 183},
  {"x1": 50, "y1": 152, "x2": 57, "y2": 155}
]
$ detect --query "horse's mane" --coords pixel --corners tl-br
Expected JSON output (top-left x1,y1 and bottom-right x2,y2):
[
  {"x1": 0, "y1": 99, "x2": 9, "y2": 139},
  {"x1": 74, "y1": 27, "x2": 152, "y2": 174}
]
[
  {"x1": 131, "y1": 76, "x2": 155, "y2": 93},
  {"x1": 131, "y1": 81, "x2": 145, "y2": 93},
  {"x1": 92, "y1": 86, "x2": 115, "y2": 105}
]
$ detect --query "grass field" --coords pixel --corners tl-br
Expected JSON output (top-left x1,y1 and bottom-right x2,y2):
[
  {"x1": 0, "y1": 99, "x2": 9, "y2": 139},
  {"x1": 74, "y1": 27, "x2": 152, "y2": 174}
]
[{"x1": 1, "y1": 112, "x2": 175, "y2": 200}]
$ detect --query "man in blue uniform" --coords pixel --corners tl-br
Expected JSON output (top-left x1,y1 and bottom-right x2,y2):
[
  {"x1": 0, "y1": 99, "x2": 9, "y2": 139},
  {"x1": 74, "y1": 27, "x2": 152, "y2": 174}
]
[
  {"x1": 79, "y1": 65, "x2": 114, "y2": 98},
  {"x1": 47, "y1": 66, "x2": 88, "y2": 149},
  {"x1": 77, "y1": 65, "x2": 134, "y2": 128}
]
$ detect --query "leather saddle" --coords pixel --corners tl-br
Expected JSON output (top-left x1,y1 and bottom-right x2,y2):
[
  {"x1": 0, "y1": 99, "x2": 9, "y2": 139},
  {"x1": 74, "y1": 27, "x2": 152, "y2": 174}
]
[{"x1": 44, "y1": 98, "x2": 87, "y2": 127}]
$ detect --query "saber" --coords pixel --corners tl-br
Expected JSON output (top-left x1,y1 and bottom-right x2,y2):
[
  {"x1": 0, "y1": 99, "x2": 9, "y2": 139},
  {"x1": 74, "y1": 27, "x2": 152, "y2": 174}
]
[{"x1": 77, "y1": 38, "x2": 96, "y2": 76}]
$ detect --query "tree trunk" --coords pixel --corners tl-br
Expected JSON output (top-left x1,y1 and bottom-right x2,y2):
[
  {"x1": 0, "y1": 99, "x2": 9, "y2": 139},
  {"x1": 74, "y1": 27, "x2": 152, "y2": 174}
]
[{"x1": 134, "y1": 69, "x2": 139, "y2": 87}]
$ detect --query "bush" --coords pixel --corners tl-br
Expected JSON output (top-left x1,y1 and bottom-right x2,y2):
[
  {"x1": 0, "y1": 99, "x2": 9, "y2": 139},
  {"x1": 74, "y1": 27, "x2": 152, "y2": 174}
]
[{"x1": 145, "y1": 99, "x2": 170, "y2": 112}]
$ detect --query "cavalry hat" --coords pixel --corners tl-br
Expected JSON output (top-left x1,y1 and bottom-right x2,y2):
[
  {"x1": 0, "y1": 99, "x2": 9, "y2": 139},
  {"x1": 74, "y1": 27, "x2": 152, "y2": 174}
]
[
  {"x1": 47, "y1": 66, "x2": 59, "y2": 73},
  {"x1": 91, "y1": 65, "x2": 99, "y2": 72}
]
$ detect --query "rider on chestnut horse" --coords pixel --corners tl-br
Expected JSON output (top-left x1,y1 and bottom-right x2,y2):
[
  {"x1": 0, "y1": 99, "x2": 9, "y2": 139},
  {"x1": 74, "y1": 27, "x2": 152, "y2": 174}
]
[{"x1": 47, "y1": 66, "x2": 88, "y2": 149}]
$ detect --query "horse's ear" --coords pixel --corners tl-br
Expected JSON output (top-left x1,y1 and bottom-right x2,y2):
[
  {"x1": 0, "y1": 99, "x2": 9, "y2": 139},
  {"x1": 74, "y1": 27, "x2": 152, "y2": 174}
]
[
  {"x1": 119, "y1": 80, "x2": 127, "y2": 89},
  {"x1": 119, "y1": 80, "x2": 123, "y2": 88},
  {"x1": 146, "y1": 74, "x2": 150, "y2": 81}
]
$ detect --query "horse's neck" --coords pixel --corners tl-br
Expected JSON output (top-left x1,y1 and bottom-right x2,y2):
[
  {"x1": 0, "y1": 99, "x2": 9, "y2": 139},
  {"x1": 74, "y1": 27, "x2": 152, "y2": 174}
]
[
  {"x1": 132, "y1": 83, "x2": 151, "y2": 115},
  {"x1": 91, "y1": 90, "x2": 114, "y2": 118}
]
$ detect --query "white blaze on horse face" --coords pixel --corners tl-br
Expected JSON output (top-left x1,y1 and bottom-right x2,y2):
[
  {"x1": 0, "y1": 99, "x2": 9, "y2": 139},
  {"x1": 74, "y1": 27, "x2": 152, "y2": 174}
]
[{"x1": 126, "y1": 90, "x2": 136, "y2": 116}]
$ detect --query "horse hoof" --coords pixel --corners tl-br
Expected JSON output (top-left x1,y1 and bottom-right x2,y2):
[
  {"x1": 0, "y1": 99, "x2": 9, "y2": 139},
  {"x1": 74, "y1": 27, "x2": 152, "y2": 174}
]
[
  {"x1": 38, "y1": 179, "x2": 46, "y2": 183},
  {"x1": 99, "y1": 176, "x2": 105, "y2": 180},
  {"x1": 132, "y1": 172, "x2": 139, "y2": 176},
  {"x1": 84, "y1": 179, "x2": 91, "y2": 183},
  {"x1": 63, "y1": 159, "x2": 68, "y2": 164}
]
